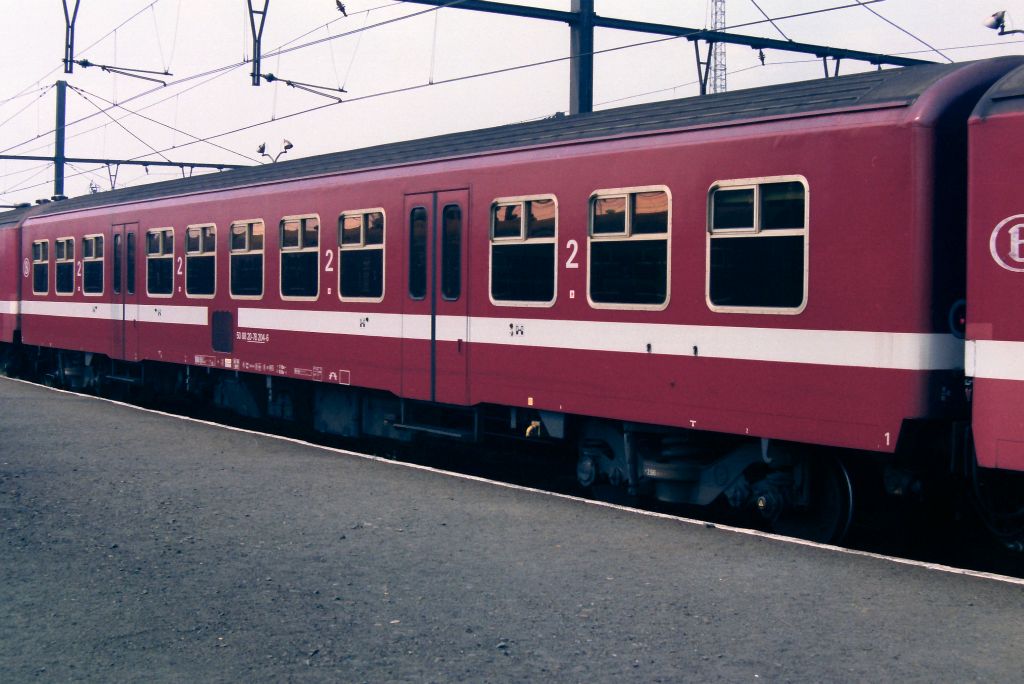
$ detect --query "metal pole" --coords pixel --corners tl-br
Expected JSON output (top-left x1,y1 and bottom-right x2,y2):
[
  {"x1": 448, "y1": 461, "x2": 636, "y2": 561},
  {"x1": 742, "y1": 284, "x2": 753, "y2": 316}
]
[
  {"x1": 54, "y1": 81, "x2": 67, "y2": 198},
  {"x1": 569, "y1": 0, "x2": 594, "y2": 114},
  {"x1": 63, "y1": 0, "x2": 81, "y2": 74},
  {"x1": 248, "y1": 1, "x2": 270, "y2": 86}
]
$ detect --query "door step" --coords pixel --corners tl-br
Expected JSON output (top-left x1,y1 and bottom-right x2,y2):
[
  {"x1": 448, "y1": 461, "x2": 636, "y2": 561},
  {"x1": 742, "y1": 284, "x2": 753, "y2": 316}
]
[
  {"x1": 105, "y1": 374, "x2": 143, "y2": 385},
  {"x1": 391, "y1": 422, "x2": 475, "y2": 440}
]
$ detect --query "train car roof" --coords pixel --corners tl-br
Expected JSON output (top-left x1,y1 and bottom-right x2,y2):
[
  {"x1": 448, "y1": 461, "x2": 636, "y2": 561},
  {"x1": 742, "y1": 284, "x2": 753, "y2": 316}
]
[
  {"x1": 29, "y1": 57, "x2": 1023, "y2": 218},
  {"x1": 0, "y1": 205, "x2": 35, "y2": 229},
  {"x1": 972, "y1": 62, "x2": 1024, "y2": 119}
]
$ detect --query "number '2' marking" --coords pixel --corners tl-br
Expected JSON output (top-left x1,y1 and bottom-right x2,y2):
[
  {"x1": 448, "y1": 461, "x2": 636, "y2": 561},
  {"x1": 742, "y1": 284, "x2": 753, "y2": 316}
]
[{"x1": 565, "y1": 239, "x2": 579, "y2": 269}]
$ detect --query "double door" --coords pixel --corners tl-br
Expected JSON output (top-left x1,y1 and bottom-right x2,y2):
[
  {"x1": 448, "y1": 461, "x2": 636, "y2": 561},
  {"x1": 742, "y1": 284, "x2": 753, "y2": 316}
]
[
  {"x1": 110, "y1": 222, "x2": 139, "y2": 361},
  {"x1": 402, "y1": 190, "x2": 469, "y2": 404}
]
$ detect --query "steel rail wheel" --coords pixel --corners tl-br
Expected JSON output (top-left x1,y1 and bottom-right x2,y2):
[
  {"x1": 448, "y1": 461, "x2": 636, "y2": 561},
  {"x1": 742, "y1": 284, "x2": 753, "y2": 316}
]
[{"x1": 770, "y1": 454, "x2": 854, "y2": 545}]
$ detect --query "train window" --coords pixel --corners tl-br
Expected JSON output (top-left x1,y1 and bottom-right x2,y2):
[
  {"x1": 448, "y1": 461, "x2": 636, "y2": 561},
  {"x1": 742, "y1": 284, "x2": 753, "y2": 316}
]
[
  {"x1": 55, "y1": 238, "x2": 74, "y2": 295},
  {"x1": 338, "y1": 209, "x2": 385, "y2": 301},
  {"x1": 707, "y1": 178, "x2": 807, "y2": 313},
  {"x1": 489, "y1": 196, "x2": 557, "y2": 306},
  {"x1": 83, "y1": 234, "x2": 104, "y2": 295},
  {"x1": 185, "y1": 224, "x2": 216, "y2": 297},
  {"x1": 588, "y1": 187, "x2": 669, "y2": 308},
  {"x1": 146, "y1": 228, "x2": 174, "y2": 297},
  {"x1": 126, "y1": 233, "x2": 136, "y2": 295},
  {"x1": 32, "y1": 240, "x2": 49, "y2": 295},
  {"x1": 280, "y1": 215, "x2": 319, "y2": 300},
  {"x1": 441, "y1": 205, "x2": 461, "y2": 301},
  {"x1": 409, "y1": 207, "x2": 427, "y2": 300},
  {"x1": 592, "y1": 196, "x2": 628, "y2": 235},
  {"x1": 113, "y1": 234, "x2": 121, "y2": 295},
  {"x1": 230, "y1": 220, "x2": 264, "y2": 299}
]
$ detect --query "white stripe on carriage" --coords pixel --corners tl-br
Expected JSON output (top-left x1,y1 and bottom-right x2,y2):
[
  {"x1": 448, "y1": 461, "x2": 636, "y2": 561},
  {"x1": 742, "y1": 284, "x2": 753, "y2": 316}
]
[
  {"x1": 240, "y1": 307, "x2": 962, "y2": 372},
  {"x1": 20, "y1": 300, "x2": 207, "y2": 326},
  {"x1": 966, "y1": 340, "x2": 1024, "y2": 381}
]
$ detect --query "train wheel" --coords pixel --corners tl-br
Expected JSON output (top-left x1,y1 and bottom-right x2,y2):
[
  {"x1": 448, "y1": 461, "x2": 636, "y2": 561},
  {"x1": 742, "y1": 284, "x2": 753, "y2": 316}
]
[
  {"x1": 970, "y1": 457, "x2": 1024, "y2": 549},
  {"x1": 769, "y1": 454, "x2": 854, "y2": 545}
]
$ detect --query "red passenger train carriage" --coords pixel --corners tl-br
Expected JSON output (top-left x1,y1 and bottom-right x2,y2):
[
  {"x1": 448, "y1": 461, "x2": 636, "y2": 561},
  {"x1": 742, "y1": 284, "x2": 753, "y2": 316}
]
[
  {"x1": 968, "y1": 64, "x2": 1024, "y2": 480},
  {"x1": 4, "y1": 56, "x2": 1024, "y2": 543},
  {"x1": 0, "y1": 209, "x2": 28, "y2": 346}
]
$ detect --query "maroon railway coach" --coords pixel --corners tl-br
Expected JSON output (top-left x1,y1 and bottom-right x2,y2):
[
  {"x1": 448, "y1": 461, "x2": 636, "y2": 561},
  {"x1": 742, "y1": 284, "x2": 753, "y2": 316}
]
[
  {"x1": 0, "y1": 206, "x2": 33, "y2": 347},
  {"x1": 966, "y1": 63, "x2": 1024, "y2": 535},
  {"x1": 5, "y1": 57, "x2": 1024, "y2": 542}
]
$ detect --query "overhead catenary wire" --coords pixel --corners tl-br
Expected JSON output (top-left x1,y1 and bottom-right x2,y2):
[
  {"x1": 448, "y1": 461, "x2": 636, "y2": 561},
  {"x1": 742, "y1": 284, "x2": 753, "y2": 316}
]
[
  {"x1": 10, "y1": 29, "x2": 1018, "y2": 200},
  {"x1": 1, "y1": 0, "x2": 1002, "y2": 200},
  {"x1": 748, "y1": 0, "x2": 792, "y2": 41},
  {"x1": 0, "y1": 85, "x2": 55, "y2": 131},
  {"x1": 599, "y1": 33, "x2": 1024, "y2": 110},
  {"x1": 151, "y1": 4, "x2": 169, "y2": 72},
  {"x1": 71, "y1": 87, "x2": 173, "y2": 163},
  {"x1": 0, "y1": 0, "x2": 463, "y2": 157},
  {"x1": 2, "y1": 1, "x2": 164, "y2": 110},
  {"x1": 69, "y1": 85, "x2": 261, "y2": 163},
  {"x1": 3, "y1": 161, "x2": 56, "y2": 197},
  {"x1": 2, "y1": 0, "x2": 916, "y2": 172},
  {"x1": 3, "y1": 64, "x2": 243, "y2": 159},
  {"x1": 32, "y1": 2, "x2": 916, "y2": 164},
  {"x1": 853, "y1": 0, "x2": 953, "y2": 63},
  {"x1": 342, "y1": 11, "x2": 370, "y2": 91},
  {"x1": 3, "y1": 0, "x2": 886, "y2": 159},
  {"x1": 0, "y1": 83, "x2": 55, "y2": 109}
]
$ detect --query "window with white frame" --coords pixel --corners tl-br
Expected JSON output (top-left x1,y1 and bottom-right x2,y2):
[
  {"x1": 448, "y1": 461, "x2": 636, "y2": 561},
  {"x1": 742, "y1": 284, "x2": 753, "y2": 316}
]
[
  {"x1": 588, "y1": 188, "x2": 669, "y2": 307},
  {"x1": 146, "y1": 228, "x2": 174, "y2": 296},
  {"x1": 490, "y1": 196, "x2": 556, "y2": 305},
  {"x1": 230, "y1": 220, "x2": 264, "y2": 298},
  {"x1": 55, "y1": 238, "x2": 74, "y2": 295},
  {"x1": 338, "y1": 210, "x2": 384, "y2": 300},
  {"x1": 280, "y1": 215, "x2": 319, "y2": 299},
  {"x1": 707, "y1": 178, "x2": 807, "y2": 312},
  {"x1": 82, "y1": 234, "x2": 104, "y2": 295},
  {"x1": 32, "y1": 240, "x2": 49, "y2": 295},
  {"x1": 185, "y1": 224, "x2": 216, "y2": 297}
]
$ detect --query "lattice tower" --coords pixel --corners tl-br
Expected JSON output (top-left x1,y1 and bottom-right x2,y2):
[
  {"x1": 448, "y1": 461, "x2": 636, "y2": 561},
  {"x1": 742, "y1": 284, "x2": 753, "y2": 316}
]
[{"x1": 710, "y1": 0, "x2": 727, "y2": 93}]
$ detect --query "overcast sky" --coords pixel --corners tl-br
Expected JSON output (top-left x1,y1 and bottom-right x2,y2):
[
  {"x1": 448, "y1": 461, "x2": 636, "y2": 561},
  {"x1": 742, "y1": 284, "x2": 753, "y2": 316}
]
[{"x1": 1, "y1": 0, "x2": 1022, "y2": 206}]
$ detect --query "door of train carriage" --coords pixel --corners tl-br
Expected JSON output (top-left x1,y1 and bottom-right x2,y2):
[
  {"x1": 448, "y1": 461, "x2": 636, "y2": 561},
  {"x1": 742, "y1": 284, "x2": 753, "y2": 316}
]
[
  {"x1": 111, "y1": 222, "x2": 140, "y2": 361},
  {"x1": 402, "y1": 190, "x2": 470, "y2": 404}
]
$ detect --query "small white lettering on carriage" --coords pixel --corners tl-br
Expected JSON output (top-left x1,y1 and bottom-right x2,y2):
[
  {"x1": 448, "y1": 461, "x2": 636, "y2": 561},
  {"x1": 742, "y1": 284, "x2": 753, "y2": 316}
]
[{"x1": 235, "y1": 330, "x2": 271, "y2": 344}]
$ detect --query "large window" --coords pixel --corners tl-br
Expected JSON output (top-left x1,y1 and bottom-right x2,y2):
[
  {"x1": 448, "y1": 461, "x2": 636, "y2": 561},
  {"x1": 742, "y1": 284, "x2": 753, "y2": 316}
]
[
  {"x1": 588, "y1": 188, "x2": 669, "y2": 308},
  {"x1": 490, "y1": 196, "x2": 556, "y2": 305},
  {"x1": 339, "y1": 210, "x2": 384, "y2": 300},
  {"x1": 146, "y1": 228, "x2": 174, "y2": 297},
  {"x1": 280, "y1": 215, "x2": 319, "y2": 299},
  {"x1": 230, "y1": 220, "x2": 264, "y2": 298},
  {"x1": 82, "y1": 234, "x2": 104, "y2": 295},
  {"x1": 707, "y1": 178, "x2": 807, "y2": 312},
  {"x1": 55, "y1": 238, "x2": 74, "y2": 295},
  {"x1": 186, "y1": 223, "x2": 216, "y2": 297},
  {"x1": 32, "y1": 240, "x2": 49, "y2": 295}
]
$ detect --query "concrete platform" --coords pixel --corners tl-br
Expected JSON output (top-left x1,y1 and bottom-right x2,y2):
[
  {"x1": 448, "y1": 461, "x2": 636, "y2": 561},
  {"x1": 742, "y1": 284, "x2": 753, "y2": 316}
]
[{"x1": 1, "y1": 376, "x2": 1022, "y2": 682}]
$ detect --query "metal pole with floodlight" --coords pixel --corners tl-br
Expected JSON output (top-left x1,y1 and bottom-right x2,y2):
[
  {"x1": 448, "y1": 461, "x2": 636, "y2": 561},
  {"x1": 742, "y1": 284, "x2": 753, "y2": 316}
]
[{"x1": 985, "y1": 10, "x2": 1024, "y2": 36}]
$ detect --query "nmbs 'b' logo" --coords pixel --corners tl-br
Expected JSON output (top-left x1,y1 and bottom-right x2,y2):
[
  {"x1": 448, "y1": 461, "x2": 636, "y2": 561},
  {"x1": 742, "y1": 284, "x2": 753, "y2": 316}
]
[{"x1": 990, "y1": 214, "x2": 1024, "y2": 272}]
